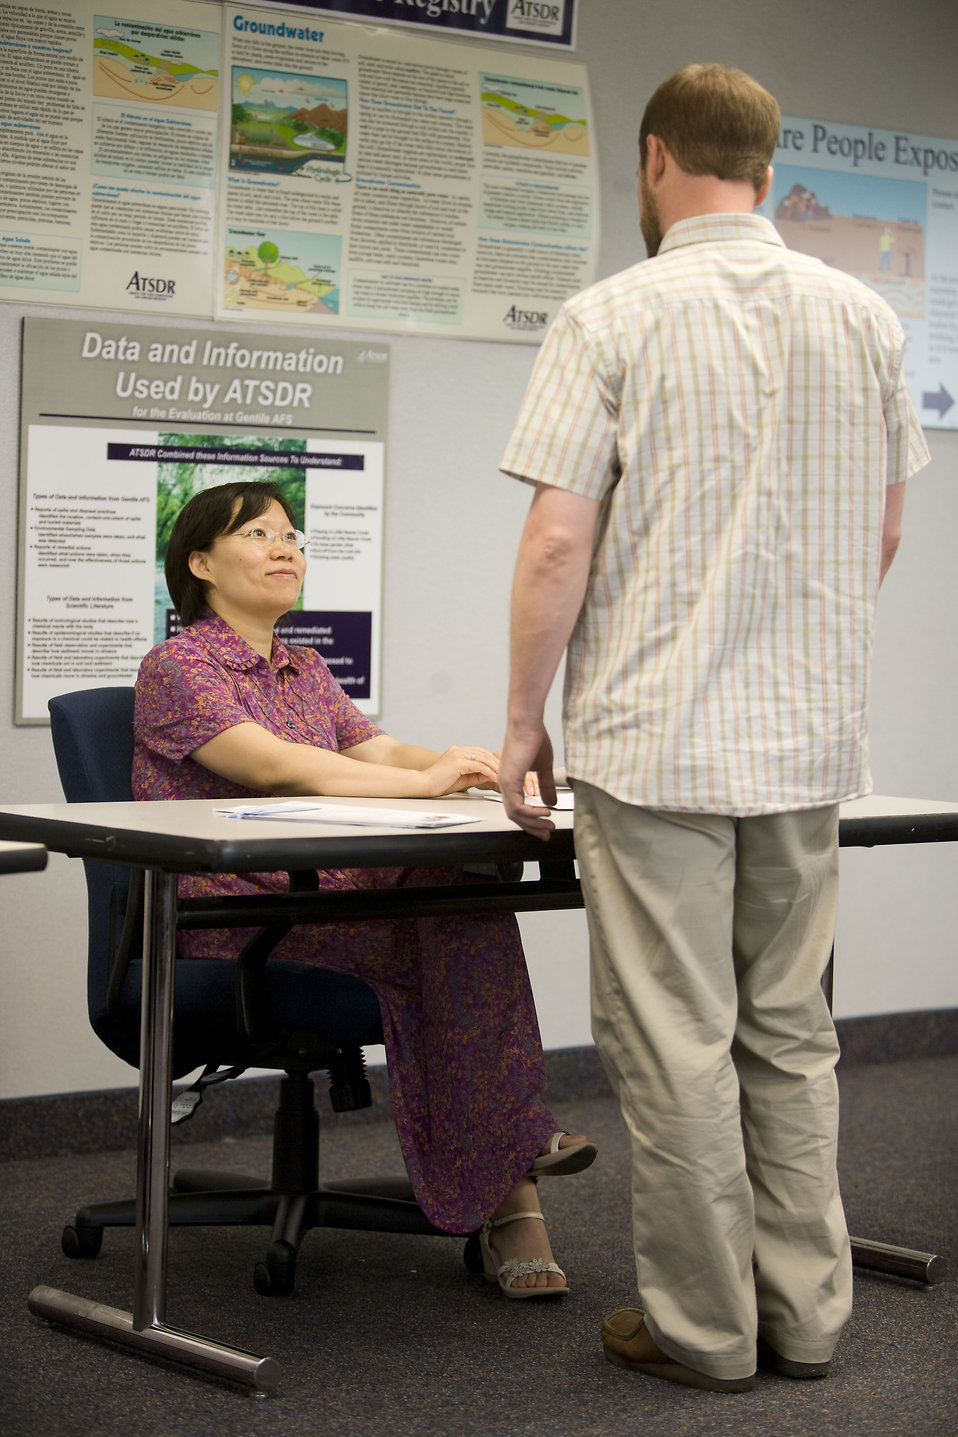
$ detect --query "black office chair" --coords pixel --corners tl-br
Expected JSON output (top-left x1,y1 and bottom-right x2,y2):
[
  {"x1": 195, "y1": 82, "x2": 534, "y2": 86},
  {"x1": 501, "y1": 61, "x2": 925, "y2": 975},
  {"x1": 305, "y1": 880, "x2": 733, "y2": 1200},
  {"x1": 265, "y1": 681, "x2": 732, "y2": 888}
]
[{"x1": 48, "y1": 686, "x2": 460, "y2": 1296}]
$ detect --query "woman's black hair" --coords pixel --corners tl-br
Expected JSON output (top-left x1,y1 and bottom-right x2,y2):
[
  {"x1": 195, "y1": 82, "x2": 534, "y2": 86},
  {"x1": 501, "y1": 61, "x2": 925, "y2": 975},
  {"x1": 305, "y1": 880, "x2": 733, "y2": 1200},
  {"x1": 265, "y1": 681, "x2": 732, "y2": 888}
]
[{"x1": 165, "y1": 480, "x2": 297, "y2": 626}]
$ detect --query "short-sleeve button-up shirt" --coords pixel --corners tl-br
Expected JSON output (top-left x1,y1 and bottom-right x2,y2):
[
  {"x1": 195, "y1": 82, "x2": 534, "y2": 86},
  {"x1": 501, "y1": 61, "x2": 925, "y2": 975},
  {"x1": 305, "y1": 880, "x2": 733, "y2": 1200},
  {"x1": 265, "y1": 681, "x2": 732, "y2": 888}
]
[{"x1": 501, "y1": 214, "x2": 931, "y2": 815}]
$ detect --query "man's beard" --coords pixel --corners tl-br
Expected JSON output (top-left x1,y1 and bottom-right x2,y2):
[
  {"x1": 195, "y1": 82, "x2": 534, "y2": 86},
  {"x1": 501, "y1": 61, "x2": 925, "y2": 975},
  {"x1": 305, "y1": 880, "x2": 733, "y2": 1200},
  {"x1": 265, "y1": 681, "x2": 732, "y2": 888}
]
[{"x1": 639, "y1": 169, "x2": 663, "y2": 257}]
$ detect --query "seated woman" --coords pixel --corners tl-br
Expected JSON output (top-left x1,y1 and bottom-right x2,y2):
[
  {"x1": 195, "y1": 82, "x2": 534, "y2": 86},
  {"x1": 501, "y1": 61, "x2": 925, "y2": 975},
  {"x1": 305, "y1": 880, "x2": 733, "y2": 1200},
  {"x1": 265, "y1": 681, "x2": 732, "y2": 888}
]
[{"x1": 133, "y1": 479, "x2": 595, "y2": 1297}]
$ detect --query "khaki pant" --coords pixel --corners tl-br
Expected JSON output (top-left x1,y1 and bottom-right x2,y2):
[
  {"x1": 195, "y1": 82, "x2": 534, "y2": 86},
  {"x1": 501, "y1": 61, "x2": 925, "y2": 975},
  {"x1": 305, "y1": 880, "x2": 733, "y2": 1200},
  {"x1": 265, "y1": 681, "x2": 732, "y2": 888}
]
[{"x1": 574, "y1": 781, "x2": 852, "y2": 1380}]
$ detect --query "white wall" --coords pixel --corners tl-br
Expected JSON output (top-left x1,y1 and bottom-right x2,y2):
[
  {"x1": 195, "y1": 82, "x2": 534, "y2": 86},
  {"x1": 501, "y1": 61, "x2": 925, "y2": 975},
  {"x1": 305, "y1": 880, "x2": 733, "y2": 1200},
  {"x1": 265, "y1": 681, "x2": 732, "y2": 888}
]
[{"x1": 1, "y1": 0, "x2": 957, "y2": 1099}]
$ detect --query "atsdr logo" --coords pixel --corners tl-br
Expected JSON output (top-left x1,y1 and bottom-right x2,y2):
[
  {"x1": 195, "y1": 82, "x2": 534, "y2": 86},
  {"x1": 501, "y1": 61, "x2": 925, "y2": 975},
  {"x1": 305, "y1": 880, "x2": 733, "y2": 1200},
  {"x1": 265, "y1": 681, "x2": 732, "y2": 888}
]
[
  {"x1": 126, "y1": 271, "x2": 176, "y2": 297},
  {"x1": 504, "y1": 304, "x2": 548, "y2": 332},
  {"x1": 506, "y1": 0, "x2": 565, "y2": 36}
]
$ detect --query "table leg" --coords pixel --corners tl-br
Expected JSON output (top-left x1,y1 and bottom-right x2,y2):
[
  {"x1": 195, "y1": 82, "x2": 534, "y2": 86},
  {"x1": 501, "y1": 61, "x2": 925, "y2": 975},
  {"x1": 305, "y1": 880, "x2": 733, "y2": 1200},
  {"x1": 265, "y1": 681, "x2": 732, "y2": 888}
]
[
  {"x1": 849, "y1": 1238, "x2": 946, "y2": 1285},
  {"x1": 29, "y1": 869, "x2": 281, "y2": 1389}
]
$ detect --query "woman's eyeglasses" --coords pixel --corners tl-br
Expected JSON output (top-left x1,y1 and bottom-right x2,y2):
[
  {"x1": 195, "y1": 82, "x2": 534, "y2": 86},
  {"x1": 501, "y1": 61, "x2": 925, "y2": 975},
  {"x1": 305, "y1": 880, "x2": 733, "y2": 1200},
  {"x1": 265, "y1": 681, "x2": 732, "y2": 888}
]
[{"x1": 225, "y1": 526, "x2": 307, "y2": 550}]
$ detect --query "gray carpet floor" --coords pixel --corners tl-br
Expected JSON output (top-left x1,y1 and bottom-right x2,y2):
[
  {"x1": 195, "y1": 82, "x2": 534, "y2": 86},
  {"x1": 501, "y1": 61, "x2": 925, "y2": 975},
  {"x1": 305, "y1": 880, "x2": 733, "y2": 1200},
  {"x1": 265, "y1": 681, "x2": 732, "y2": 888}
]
[{"x1": 2, "y1": 1054, "x2": 956, "y2": 1436}]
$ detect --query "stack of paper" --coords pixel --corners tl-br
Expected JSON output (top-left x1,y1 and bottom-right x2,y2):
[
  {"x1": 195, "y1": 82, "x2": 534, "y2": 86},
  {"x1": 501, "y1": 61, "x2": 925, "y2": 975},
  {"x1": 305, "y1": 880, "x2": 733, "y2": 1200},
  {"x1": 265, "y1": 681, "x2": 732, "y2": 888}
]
[{"x1": 214, "y1": 800, "x2": 483, "y2": 830}]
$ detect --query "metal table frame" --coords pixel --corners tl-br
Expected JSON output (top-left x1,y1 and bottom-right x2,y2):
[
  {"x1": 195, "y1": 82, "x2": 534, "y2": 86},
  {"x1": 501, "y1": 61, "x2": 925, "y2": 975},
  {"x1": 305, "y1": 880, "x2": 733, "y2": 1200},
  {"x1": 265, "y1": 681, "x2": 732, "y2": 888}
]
[
  {"x1": 0, "y1": 838, "x2": 47, "y2": 875},
  {"x1": 0, "y1": 792, "x2": 951, "y2": 1389}
]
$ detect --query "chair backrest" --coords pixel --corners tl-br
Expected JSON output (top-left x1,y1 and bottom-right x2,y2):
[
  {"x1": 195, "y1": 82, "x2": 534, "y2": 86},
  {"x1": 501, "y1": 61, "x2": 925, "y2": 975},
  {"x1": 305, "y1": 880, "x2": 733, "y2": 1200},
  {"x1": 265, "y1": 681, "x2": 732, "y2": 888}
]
[
  {"x1": 48, "y1": 688, "x2": 142, "y2": 1065},
  {"x1": 47, "y1": 686, "x2": 384, "y2": 1078},
  {"x1": 49, "y1": 687, "x2": 136, "y2": 804}
]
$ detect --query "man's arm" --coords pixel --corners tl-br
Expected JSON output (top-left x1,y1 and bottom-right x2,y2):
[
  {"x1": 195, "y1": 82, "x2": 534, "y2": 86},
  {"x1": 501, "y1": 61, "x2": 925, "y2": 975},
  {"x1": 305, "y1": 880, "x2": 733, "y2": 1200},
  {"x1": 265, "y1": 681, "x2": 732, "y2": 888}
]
[
  {"x1": 500, "y1": 482, "x2": 600, "y2": 838},
  {"x1": 881, "y1": 481, "x2": 906, "y2": 584}
]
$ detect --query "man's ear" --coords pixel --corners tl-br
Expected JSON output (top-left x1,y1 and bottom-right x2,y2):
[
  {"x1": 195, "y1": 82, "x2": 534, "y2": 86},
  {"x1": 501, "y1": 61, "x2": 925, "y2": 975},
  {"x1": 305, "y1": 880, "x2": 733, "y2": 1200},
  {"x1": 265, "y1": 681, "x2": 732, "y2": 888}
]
[
  {"x1": 644, "y1": 134, "x2": 668, "y2": 182},
  {"x1": 755, "y1": 165, "x2": 773, "y2": 208}
]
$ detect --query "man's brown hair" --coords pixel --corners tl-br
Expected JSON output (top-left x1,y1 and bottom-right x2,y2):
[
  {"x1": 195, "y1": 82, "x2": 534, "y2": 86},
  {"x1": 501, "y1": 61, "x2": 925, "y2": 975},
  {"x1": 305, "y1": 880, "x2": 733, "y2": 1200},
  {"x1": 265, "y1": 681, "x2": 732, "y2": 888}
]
[{"x1": 639, "y1": 63, "x2": 780, "y2": 190}]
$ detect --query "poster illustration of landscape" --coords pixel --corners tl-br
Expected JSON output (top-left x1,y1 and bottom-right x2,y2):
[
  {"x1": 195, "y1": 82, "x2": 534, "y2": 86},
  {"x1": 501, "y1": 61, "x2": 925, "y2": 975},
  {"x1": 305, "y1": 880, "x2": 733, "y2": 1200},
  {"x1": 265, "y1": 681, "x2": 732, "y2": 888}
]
[
  {"x1": 224, "y1": 228, "x2": 342, "y2": 314},
  {"x1": 481, "y1": 72, "x2": 589, "y2": 156},
  {"x1": 230, "y1": 66, "x2": 347, "y2": 174},
  {"x1": 94, "y1": 12, "x2": 219, "y2": 110},
  {"x1": 774, "y1": 167, "x2": 925, "y2": 320},
  {"x1": 766, "y1": 115, "x2": 958, "y2": 429}
]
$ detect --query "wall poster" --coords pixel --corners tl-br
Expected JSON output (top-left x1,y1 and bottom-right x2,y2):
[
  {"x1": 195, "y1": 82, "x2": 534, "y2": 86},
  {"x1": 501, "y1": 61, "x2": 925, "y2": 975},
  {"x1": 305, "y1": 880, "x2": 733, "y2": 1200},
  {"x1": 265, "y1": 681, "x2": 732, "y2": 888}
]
[
  {"x1": 0, "y1": 1, "x2": 597, "y2": 343},
  {"x1": 16, "y1": 316, "x2": 389, "y2": 724},
  {"x1": 764, "y1": 116, "x2": 958, "y2": 429},
  {"x1": 0, "y1": 0, "x2": 219, "y2": 316},
  {"x1": 219, "y1": 4, "x2": 596, "y2": 341}
]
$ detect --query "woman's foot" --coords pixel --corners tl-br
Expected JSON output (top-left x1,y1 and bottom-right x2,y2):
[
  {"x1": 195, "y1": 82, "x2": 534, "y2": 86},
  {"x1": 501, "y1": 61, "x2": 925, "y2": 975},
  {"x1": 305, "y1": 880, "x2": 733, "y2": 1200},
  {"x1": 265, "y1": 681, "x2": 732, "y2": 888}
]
[
  {"x1": 483, "y1": 1176, "x2": 567, "y2": 1295},
  {"x1": 529, "y1": 1131, "x2": 598, "y2": 1177}
]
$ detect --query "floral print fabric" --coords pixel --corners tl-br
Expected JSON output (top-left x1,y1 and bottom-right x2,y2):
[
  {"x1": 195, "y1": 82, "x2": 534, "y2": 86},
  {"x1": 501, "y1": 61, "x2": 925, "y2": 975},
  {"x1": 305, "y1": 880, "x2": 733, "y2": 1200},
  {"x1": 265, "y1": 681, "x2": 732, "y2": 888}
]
[{"x1": 132, "y1": 612, "x2": 556, "y2": 1230}]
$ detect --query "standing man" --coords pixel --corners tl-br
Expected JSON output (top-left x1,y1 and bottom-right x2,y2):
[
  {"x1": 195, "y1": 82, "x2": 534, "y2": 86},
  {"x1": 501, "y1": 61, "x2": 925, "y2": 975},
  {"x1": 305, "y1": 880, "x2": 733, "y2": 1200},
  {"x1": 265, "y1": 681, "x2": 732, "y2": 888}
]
[{"x1": 498, "y1": 64, "x2": 930, "y2": 1393}]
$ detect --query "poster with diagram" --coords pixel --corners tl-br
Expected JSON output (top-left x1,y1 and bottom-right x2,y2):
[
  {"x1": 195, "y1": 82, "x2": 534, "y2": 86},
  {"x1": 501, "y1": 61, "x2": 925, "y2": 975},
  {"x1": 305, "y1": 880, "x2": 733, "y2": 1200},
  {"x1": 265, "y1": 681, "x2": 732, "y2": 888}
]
[
  {"x1": 0, "y1": 1, "x2": 219, "y2": 314},
  {"x1": 0, "y1": 0, "x2": 597, "y2": 341},
  {"x1": 218, "y1": 5, "x2": 596, "y2": 342}
]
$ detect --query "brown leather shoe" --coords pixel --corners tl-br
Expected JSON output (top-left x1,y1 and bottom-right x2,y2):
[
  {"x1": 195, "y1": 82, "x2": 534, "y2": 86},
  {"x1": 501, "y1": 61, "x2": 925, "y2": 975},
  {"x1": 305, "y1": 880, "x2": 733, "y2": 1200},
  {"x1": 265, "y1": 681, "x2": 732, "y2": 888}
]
[{"x1": 602, "y1": 1309, "x2": 755, "y2": 1393}]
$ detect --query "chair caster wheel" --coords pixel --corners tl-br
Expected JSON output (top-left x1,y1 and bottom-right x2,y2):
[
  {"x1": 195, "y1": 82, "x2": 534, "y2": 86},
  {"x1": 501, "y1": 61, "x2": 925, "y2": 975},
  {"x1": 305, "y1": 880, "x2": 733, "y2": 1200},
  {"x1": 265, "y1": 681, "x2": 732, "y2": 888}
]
[
  {"x1": 62, "y1": 1223, "x2": 103, "y2": 1259},
  {"x1": 254, "y1": 1240, "x2": 296, "y2": 1296},
  {"x1": 463, "y1": 1231, "x2": 484, "y2": 1275}
]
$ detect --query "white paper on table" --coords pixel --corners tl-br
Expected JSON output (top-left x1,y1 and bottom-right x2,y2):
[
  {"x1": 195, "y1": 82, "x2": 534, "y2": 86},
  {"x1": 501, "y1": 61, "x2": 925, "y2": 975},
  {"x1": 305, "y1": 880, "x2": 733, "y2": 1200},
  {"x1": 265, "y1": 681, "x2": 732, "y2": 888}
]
[
  {"x1": 479, "y1": 791, "x2": 574, "y2": 810},
  {"x1": 214, "y1": 800, "x2": 483, "y2": 829}
]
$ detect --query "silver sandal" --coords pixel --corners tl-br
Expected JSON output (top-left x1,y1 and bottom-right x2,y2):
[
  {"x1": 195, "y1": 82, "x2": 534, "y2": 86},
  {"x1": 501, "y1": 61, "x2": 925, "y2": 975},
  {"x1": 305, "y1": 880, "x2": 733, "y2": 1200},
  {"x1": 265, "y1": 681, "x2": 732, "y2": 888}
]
[{"x1": 478, "y1": 1209, "x2": 568, "y2": 1299}]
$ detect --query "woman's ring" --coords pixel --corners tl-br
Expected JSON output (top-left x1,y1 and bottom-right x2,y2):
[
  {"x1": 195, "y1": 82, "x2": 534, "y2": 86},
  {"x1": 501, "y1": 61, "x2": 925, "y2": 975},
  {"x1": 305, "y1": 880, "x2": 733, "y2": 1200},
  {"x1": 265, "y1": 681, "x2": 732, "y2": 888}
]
[{"x1": 469, "y1": 752, "x2": 476, "y2": 760}]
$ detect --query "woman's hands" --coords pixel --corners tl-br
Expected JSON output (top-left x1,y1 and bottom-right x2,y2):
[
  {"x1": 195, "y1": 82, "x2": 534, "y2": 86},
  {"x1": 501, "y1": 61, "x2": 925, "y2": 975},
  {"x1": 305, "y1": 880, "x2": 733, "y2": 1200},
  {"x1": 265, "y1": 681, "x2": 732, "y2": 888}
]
[
  {"x1": 417, "y1": 748, "x2": 544, "y2": 800},
  {"x1": 193, "y1": 725, "x2": 539, "y2": 803},
  {"x1": 418, "y1": 745, "x2": 500, "y2": 796}
]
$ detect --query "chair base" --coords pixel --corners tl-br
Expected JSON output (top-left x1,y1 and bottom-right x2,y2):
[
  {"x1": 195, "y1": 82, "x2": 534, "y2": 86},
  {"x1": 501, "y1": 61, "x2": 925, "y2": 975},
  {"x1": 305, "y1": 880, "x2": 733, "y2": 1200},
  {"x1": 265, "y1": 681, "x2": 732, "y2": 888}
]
[
  {"x1": 64, "y1": 1171, "x2": 456, "y2": 1295},
  {"x1": 61, "y1": 1072, "x2": 462, "y2": 1295}
]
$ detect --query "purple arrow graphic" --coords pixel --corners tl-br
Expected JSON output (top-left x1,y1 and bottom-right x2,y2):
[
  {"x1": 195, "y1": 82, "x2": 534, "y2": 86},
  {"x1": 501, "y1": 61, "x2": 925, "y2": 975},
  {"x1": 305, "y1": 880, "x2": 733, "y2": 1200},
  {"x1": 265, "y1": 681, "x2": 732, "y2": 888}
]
[{"x1": 922, "y1": 384, "x2": 954, "y2": 419}]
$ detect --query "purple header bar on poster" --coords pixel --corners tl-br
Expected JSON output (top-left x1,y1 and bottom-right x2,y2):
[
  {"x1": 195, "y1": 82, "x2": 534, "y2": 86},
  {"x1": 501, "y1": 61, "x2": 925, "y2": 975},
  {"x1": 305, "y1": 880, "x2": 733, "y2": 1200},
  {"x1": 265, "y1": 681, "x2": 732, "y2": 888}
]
[
  {"x1": 108, "y1": 443, "x2": 364, "y2": 470},
  {"x1": 248, "y1": 0, "x2": 576, "y2": 49}
]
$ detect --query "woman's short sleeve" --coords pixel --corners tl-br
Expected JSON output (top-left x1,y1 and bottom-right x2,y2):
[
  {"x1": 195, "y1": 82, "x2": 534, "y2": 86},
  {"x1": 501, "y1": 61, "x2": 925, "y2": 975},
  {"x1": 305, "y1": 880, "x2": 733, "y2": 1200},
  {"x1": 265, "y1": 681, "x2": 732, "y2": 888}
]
[{"x1": 135, "y1": 642, "x2": 252, "y2": 762}]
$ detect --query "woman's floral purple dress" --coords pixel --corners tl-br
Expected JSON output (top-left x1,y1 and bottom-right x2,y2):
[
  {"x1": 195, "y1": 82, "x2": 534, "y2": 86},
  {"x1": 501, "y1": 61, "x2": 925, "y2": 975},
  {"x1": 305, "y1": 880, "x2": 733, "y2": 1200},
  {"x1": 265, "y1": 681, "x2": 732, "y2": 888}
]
[{"x1": 132, "y1": 612, "x2": 557, "y2": 1231}]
